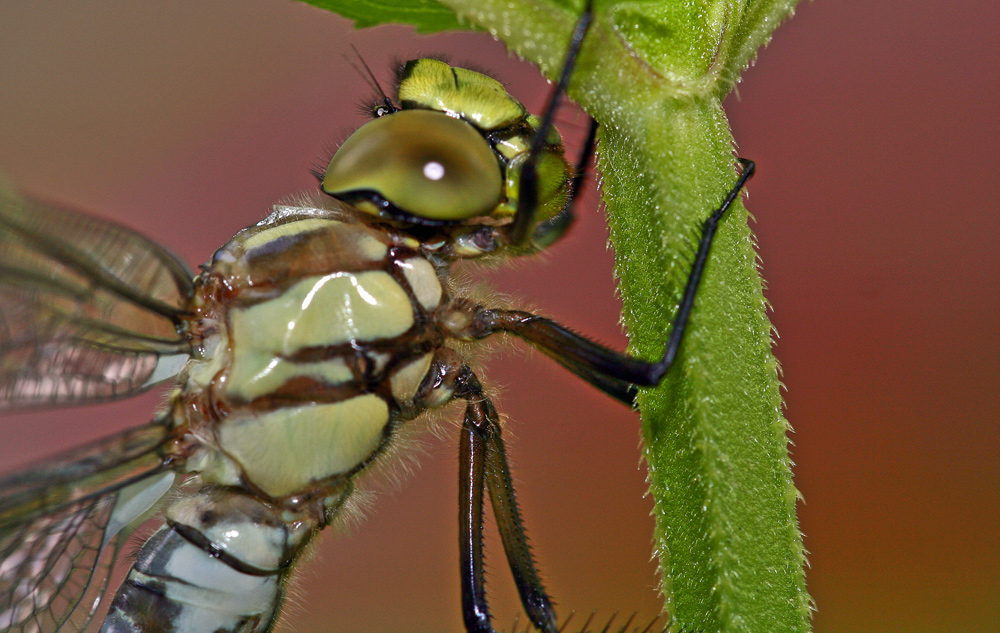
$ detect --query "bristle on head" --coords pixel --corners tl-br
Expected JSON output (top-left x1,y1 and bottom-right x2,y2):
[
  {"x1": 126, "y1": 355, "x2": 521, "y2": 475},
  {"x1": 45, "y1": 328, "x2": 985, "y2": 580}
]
[{"x1": 344, "y1": 44, "x2": 397, "y2": 118}]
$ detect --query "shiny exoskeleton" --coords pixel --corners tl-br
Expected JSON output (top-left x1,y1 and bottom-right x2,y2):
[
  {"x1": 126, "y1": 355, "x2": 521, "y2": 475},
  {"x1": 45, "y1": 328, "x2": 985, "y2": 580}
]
[{"x1": 0, "y1": 29, "x2": 755, "y2": 633}]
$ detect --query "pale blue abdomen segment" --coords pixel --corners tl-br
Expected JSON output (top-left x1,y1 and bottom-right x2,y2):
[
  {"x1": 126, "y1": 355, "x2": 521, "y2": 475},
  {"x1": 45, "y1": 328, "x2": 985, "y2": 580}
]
[
  {"x1": 101, "y1": 526, "x2": 281, "y2": 633},
  {"x1": 101, "y1": 490, "x2": 315, "y2": 633}
]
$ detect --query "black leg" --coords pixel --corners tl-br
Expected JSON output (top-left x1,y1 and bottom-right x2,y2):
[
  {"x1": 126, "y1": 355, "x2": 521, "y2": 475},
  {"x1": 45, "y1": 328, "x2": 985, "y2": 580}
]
[
  {"x1": 656, "y1": 158, "x2": 755, "y2": 372},
  {"x1": 458, "y1": 396, "x2": 491, "y2": 633},
  {"x1": 509, "y1": 0, "x2": 595, "y2": 246},
  {"x1": 456, "y1": 368, "x2": 557, "y2": 633},
  {"x1": 480, "y1": 400, "x2": 557, "y2": 633},
  {"x1": 464, "y1": 159, "x2": 755, "y2": 405},
  {"x1": 570, "y1": 116, "x2": 599, "y2": 199},
  {"x1": 560, "y1": 362, "x2": 638, "y2": 406}
]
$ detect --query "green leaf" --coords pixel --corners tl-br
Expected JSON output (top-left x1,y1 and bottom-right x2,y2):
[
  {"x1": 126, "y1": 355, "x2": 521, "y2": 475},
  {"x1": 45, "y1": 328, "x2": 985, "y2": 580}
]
[
  {"x1": 300, "y1": 0, "x2": 466, "y2": 32},
  {"x1": 302, "y1": 0, "x2": 811, "y2": 631}
]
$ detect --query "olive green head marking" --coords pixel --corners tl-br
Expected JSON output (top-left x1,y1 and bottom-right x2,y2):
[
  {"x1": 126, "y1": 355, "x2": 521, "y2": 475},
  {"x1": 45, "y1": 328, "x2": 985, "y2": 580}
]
[{"x1": 397, "y1": 58, "x2": 526, "y2": 131}]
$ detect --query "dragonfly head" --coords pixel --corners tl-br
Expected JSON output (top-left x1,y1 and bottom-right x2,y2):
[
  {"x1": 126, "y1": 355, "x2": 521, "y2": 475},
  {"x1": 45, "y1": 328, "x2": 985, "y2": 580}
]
[{"x1": 320, "y1": 58, "x2": 574, "y2": 256}]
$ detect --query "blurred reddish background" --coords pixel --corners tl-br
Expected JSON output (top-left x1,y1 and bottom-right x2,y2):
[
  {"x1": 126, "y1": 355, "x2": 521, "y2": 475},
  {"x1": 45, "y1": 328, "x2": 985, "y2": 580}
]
[{"x1": 0, "y1": 1, "x2": 996, "y2": 632}]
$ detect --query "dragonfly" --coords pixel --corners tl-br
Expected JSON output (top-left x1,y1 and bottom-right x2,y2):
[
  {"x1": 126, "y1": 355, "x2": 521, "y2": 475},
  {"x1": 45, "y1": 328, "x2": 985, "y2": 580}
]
[{"x1": 0, "y1": 7, "x2": 755, "y2": 633}]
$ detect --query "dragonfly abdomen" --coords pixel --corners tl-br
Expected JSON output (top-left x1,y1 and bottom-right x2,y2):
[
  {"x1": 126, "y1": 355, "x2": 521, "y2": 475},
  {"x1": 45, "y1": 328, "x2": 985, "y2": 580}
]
[{"x1": 101, "y1": 488, "x2": 318, "y2": 633}]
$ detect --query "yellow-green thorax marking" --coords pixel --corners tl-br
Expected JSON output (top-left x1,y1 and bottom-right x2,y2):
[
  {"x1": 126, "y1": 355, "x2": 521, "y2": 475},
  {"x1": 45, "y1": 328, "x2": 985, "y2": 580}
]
[{"x1": 178, "y1": 210, "x2": 446, "y2": 500}]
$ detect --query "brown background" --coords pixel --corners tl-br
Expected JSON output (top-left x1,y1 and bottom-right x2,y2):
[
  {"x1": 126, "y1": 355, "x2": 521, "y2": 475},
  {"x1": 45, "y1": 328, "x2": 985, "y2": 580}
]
[{"x1": 0, "y1": 1, "x2": 996, "y2": 632}]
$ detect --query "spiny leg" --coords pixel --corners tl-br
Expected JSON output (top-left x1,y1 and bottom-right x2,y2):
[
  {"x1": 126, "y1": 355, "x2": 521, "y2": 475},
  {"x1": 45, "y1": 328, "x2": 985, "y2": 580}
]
[
  {"x1": 509, "y1": 0, "x2": 595, "y2": 246},
  {"x1": 570, "y1": 117, "x2": 599, "y2": 203},
  {"x1": 494, "y1": 0, "x2": 757, "y2": 397},
  {"x1": 458, "y1": 389, "x2": 490, "y2": 633},
  {"x1": 453, "y1": 159, "x2": 756, "y2": 406},
  {"x1": 455, "y1": 366, "x2": 557, "y2": 633},
  {"x1": 656, "y1": 158, "x2": 755, "y2": 372}
]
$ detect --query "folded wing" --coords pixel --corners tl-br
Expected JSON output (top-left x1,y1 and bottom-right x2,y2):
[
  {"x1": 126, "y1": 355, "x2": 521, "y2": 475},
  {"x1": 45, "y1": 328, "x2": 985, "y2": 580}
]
[
  {"x1": 0, "y1": 422, "x2": 175, "y2": 633},
  {"x1": 0, "y1": 187, "x2": 195, "y2": 408}
]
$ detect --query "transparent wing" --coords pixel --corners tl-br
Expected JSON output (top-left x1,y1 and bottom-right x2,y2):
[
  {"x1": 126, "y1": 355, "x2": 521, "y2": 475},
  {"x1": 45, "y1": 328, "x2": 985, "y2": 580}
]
[
  {"x1": 0, "y1": 185, "x2": 196, "y2": 409},
  {"x1": 0, "y1": 423, "x2": 175, "y2": 633}
]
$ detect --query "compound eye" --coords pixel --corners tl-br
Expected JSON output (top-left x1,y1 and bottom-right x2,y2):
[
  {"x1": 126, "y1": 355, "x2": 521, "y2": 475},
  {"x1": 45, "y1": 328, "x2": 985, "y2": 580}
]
[{"x1": 322, "y1": 109, "x2": 502, "y2": 221}]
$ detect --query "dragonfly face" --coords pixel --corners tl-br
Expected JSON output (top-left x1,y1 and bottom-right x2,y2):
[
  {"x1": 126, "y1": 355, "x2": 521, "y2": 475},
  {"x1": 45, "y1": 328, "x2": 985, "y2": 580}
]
[{"x1": 0, "y1": 15, "x2": 755, "y2": 633}]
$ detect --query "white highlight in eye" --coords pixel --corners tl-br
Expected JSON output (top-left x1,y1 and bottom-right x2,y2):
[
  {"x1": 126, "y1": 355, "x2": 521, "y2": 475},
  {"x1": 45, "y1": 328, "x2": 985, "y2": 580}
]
[{"x1": 423, "y1": 161, "x2": 445, "y2": 181}]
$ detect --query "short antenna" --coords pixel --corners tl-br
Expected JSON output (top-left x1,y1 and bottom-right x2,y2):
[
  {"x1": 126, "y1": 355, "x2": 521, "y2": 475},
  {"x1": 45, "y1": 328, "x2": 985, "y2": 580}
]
[{"x1": 345, "y1": 44, "x2": 396, "y2": 114}]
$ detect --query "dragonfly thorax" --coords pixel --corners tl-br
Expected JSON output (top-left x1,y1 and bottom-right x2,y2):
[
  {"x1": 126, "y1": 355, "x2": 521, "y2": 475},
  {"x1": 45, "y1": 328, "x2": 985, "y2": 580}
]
[{"x1": 172, "y1": 208, "x2": 451, "y2": 502}]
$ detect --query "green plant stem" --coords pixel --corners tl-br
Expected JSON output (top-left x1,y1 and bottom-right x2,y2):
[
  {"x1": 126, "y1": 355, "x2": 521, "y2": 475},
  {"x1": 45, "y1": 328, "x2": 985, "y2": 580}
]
[
  {"x1": 298, "y1": 0, "x2": 811, "y2": 628},
  {"x1": 436, "y1": 2, "x2": 811, "y2": 631},
  {"x1": 602, "y1": 96, "x2": 809, "y2": 633}
]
